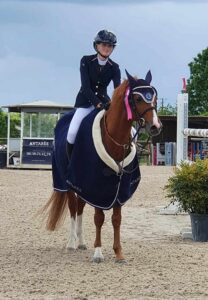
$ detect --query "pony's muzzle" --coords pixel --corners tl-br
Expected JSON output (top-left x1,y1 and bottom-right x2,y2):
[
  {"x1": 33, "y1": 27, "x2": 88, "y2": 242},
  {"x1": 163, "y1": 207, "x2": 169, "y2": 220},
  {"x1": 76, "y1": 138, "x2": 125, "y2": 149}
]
[{"x1": 149, "y1": 122, "x2": 163, "y2": 136}]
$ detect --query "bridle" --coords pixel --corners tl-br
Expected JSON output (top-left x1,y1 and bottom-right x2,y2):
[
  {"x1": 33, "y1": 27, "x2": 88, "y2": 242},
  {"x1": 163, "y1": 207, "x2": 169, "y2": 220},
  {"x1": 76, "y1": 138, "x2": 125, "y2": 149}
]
[
  {"x1": 103, "y1": 84, "x2": 158, "y2": 150},
  {"x1": 128, "y1": 85, "x2": 157, "y2": 128},
  {"x1": 129, "y1": 97, "x2": 156, "y2": 128},
  {"x1": 102, "y1": 84, "x2": 158, "y2": 176}
]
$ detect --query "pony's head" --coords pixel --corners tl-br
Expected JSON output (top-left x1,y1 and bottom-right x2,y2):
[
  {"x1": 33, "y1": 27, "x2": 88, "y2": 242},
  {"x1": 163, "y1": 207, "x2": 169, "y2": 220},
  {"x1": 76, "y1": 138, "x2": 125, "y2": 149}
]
[{"x1": 125, "y1": 70, "x2": 162, "y2": 136}]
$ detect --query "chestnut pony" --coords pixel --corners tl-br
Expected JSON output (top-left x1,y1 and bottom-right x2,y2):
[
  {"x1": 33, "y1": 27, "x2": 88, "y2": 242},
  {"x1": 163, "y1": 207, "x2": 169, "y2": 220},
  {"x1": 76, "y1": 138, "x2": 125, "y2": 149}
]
[{"x1": 42, "y1": 70, "x2": 162, "y2": 263}]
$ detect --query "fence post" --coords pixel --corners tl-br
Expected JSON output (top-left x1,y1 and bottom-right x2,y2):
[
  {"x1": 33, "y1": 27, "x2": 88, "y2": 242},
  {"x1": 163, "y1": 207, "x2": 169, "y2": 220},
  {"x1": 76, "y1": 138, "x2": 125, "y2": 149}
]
[{"x1": 176, "y1": 93, "x2": 188, "y2": 165}]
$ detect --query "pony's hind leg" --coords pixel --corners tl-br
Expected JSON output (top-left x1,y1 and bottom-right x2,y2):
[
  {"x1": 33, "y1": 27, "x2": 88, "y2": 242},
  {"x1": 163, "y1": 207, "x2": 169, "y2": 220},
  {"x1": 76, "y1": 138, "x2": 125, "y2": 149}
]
[
  {"x1": 66, "y1": 191, "x2": 77, "y2": 250},
  {"x1": 92, "y1": 208, "x2": 105, "y2": 263},
  {"x1": 112, "y1": 205, "x2": 126, "y2": 263},
  {"x1": 77, "y1": 197, "x2": 87, "y2": 250}
]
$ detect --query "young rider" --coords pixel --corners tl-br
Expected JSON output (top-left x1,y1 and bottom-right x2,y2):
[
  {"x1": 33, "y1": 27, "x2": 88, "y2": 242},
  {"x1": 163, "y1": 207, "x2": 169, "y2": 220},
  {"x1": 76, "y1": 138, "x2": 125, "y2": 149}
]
[{"x1": 66, "y1": 29, "x2": 121, "y2": 158}]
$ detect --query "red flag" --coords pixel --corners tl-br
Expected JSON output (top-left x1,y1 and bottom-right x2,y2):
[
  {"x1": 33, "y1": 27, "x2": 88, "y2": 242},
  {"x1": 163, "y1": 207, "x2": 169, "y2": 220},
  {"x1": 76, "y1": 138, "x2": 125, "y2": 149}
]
[{"x1": 182, "y1": 78, "x2": 186, "y2": 92}]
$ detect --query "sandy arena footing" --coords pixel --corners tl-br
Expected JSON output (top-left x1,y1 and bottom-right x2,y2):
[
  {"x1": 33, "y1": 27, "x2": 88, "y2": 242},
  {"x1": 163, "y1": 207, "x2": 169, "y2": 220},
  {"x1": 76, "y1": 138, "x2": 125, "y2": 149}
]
[{"x1": 1, "y1": 166, "x2": 208, "y2": 300}]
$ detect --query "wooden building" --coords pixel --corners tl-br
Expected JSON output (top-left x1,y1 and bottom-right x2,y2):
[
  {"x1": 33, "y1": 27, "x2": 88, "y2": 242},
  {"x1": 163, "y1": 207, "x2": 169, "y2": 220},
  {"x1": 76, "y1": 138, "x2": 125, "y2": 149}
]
[{"x1": 152, "y1": 115, "x2": 208, "y2": 144}]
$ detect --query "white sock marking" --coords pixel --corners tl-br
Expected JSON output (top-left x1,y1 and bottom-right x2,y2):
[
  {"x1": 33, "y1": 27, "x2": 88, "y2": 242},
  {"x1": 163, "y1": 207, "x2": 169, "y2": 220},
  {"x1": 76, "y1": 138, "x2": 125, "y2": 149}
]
[
  {"x1": 93, "y1": 247, "x2": 104, "y2": 261},
  {"x1": 67, "y1": 217, "x2": 77, "y2": 249}
]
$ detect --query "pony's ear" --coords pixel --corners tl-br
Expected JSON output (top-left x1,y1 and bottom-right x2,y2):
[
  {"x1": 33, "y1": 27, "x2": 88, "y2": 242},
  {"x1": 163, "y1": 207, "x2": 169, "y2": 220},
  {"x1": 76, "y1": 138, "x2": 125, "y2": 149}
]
[
  {"x1": 125, "y1": 69, "x2": 137, "y2": 88},
  {"x1": 145, "y1": 70, "x2": 152, "y2": 84}
]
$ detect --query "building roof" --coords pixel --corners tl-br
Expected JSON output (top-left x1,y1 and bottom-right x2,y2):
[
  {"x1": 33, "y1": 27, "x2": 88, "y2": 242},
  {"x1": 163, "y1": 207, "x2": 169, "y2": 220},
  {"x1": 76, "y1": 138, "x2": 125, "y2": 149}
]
[
  {"x1": 3, "y1": 100, "x2": 73, "y2": 113},
  {"x1": 158, "y1": 115, "x2": 208, "y2": 126}
]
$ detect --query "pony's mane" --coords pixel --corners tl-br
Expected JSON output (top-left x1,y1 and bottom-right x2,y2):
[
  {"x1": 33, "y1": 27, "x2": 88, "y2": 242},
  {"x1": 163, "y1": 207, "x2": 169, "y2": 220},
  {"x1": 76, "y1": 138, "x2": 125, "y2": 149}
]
[{"x1": 111, "y1": 80, "x2": 129, "y2": 103}]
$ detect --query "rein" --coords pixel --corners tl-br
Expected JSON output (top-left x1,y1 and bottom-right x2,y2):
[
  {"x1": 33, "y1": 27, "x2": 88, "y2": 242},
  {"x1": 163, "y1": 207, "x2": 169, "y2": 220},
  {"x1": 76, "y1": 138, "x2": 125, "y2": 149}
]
[
  {"x1": 103, "y1": 112, "x2": 136, "y2": 175},
  {"x1": 102, "y1": 108, "x2": 149, "y2": 175},
  {"x1": 103, "y1": 113, "x2": 131, "y2": 150}
]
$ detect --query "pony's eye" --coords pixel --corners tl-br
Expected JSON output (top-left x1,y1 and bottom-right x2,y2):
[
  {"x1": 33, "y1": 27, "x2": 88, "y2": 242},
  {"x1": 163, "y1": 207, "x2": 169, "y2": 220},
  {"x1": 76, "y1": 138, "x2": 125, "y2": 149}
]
[{"x1": 134, "y1": 95, "x2": 142, "y2": 103}]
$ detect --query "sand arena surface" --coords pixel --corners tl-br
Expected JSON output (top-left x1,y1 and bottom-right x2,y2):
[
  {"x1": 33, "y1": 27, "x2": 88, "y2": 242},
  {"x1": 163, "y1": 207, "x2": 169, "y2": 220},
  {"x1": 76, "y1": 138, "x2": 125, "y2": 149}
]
[{"x1": 1, "y1": 166, "x2": 208, "y2": 300}]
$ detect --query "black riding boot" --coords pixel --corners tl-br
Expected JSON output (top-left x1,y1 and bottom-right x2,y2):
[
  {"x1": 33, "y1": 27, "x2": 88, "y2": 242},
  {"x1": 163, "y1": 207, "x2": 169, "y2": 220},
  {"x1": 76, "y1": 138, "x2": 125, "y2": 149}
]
[{"x1": 66, "y1": 142, "x2": 74, "y2": 161}]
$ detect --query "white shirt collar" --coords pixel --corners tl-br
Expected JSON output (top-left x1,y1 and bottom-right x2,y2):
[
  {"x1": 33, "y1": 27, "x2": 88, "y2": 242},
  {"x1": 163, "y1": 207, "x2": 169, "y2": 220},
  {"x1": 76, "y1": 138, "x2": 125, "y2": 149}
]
[{"x1": 97, "y1": 55, "x2": 108, "y2": 66}]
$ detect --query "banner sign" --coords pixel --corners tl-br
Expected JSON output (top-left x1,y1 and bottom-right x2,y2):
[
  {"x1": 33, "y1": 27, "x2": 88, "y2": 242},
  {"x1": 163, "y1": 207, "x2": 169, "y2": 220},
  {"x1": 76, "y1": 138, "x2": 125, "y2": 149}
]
[{"x1": 22, "y1": 139, "x2": 53, "y2": 164}]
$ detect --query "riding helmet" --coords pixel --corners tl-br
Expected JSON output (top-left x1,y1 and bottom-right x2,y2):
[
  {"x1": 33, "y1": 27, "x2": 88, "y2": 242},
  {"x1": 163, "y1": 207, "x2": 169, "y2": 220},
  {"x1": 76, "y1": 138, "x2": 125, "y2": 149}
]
[{"x1": 93, "y1": 30, "x2": 117, "y2": 50}]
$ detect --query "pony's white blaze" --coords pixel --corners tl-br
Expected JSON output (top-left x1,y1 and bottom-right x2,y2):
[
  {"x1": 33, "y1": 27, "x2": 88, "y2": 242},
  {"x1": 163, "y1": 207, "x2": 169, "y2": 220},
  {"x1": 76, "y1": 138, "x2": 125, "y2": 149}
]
[
  {"x1": 77, "y1": 214, "x2": 86, "y2": 247},
  {"x1": 92, "y1": 247, "x2": 104, "y2": 262},
  {"x1": 152, "y1": 107, "x2": 161, "y2": 128},
  {"x1": 66, "y1": 217, "x2": 77, "y2": 250}
]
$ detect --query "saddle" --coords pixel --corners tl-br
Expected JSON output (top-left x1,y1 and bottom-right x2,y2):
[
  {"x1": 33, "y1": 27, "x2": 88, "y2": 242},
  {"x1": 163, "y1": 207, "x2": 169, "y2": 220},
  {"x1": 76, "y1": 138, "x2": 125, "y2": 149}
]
[{"x1": 52, "y1": 109, "x2": 141, "y2": 209}]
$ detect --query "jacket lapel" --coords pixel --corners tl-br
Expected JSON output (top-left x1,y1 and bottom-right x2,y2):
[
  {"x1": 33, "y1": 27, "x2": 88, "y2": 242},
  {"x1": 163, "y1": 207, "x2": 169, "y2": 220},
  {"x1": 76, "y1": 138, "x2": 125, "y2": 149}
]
[{"x1": 90, "y1": 55, "x2": 112, "y2": 76}]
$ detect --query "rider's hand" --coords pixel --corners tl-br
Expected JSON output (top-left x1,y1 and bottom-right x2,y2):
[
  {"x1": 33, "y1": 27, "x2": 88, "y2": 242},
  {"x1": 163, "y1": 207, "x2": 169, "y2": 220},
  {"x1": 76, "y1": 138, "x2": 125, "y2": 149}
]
[
  {"x1": 96, "y1": 103, "x2": 104, "y2": 110},
  {"x1": 96, "y1": 102, "x2": 110, "y2": 111},
  {"x1": 96, "y1": 103, "x2": 103, "y2": 109}
]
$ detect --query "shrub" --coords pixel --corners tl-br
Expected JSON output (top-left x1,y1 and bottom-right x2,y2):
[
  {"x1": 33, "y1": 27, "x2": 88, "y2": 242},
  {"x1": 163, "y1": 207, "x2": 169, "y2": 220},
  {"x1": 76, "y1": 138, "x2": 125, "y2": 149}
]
[{"x1": 164, "y1": 159, "x2": 208, "y2": 214}]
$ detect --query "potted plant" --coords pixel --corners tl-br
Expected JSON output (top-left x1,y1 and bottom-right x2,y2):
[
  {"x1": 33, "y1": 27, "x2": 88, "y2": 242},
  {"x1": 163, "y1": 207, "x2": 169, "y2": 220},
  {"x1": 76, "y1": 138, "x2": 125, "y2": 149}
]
[{"x1": 164, "y1": 158, "x2": 208, "y2": 241}]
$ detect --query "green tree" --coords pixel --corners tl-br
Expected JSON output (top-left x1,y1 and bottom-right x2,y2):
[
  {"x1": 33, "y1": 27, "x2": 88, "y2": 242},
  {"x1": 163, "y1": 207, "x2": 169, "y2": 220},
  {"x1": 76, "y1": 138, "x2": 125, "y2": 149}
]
[
  {"x1": 186, "y1": 47, "x2": 208, "y2": 115},
  {"x1": 0, "y1": 109, "x2": 21, "y2": 139},
  {"x1": 158, "y1": 104, "x2": 177, "y2": 116},
  {"x1": 10, "y1": 113, "x2": 21, "y2": 138},
  {"x1": 0, "y1": 109, "x2": 7, "y2": 140}
]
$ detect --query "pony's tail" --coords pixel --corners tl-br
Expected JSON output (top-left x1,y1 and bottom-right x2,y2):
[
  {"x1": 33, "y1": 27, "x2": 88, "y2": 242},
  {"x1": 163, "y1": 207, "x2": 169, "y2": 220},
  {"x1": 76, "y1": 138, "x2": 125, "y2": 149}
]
[{"x1": 40, "y1": 191, "x2": 68, "y2": 231}]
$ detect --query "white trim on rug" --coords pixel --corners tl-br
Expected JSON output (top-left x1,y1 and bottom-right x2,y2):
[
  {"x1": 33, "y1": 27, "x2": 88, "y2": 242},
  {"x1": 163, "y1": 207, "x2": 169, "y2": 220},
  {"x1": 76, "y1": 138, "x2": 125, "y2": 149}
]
[{"x1": 92, "y1": 110, "x2": 136, "y2": 173}]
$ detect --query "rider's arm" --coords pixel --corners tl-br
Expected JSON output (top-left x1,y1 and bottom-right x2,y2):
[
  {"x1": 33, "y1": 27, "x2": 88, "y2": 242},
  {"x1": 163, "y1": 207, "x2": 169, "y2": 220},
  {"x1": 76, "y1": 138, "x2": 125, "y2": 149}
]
[
  {"x1": 80, "y1": 56, "x2": 101, "y2": 107},
  {"x1": 112, "y1": 64, "x2": 121, "y2": 89}
]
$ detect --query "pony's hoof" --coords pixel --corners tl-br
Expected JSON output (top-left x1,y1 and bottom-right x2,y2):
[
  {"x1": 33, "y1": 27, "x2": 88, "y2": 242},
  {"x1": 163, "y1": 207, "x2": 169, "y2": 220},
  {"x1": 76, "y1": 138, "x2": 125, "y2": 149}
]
[
  {"x1": 92, "y1": 256, "x2": 104, "y2": 263},
  {"x1": 78, "y1": 244, "x2": 87, "y2": 250},
  {"x1": 66, "y1": 245, "x2": 76, "y2": 251},
  {"x1": 115, "y1": 259, "x2": 127, "y2": 264}
]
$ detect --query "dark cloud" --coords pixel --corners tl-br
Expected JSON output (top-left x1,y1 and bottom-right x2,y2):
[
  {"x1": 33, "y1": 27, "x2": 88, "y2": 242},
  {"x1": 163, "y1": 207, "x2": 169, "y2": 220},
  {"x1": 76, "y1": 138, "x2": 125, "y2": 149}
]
[{"x1": 6, "y1": 0, "x2": 208, "y2": 3}]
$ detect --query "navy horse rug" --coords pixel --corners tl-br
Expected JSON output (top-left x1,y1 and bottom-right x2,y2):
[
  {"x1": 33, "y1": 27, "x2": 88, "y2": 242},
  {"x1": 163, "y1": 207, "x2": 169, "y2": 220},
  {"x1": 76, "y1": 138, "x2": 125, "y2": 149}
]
[{"x1": 52, "y1": 109, "x2": 141, "y2": 210}]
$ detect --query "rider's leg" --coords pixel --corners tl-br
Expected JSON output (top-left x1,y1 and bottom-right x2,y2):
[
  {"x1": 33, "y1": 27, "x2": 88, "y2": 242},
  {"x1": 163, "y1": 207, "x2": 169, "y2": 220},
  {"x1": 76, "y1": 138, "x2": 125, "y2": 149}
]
[
  {"x1": 66, "y1": 106, "x2": 94, "y2": 159},
  {"x1": 66, "y1": 143, "x2": 74, "y2": 161}
]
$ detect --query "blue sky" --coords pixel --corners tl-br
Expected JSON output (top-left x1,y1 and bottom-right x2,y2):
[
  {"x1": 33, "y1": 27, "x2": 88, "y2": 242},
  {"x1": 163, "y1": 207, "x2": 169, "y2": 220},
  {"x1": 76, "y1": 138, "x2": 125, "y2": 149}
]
[{"x1": 0, "y1": 0, "x2": 208, "y2": 108}]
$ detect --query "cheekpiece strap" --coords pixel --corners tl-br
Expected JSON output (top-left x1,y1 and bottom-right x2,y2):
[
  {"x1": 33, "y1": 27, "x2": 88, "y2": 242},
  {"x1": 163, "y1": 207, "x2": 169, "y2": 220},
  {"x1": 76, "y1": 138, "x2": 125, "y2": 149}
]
[{"x1": 124, "y1": 87, "x2": 133, "y2": 120}]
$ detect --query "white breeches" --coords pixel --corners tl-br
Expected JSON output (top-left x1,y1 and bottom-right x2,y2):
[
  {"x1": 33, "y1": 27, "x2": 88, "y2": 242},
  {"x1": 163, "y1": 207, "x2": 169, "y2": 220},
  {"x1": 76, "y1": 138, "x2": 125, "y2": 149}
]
[{"x1": 67, "y1": 106, "x2": 94, "y2": 144}]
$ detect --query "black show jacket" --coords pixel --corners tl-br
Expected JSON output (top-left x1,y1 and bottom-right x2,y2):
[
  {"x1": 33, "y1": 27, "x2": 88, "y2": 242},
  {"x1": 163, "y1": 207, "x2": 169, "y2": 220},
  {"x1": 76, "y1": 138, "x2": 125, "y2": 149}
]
[{"x1": 74, "y1": 54, "x2": 121, "y2": 108}]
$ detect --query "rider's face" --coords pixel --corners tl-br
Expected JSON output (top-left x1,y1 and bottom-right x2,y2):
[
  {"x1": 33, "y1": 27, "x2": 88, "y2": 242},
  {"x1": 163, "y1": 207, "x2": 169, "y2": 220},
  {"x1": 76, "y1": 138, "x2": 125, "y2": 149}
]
[{"x1": 96, "y1": 43, "x2": 114, "y2": 58}]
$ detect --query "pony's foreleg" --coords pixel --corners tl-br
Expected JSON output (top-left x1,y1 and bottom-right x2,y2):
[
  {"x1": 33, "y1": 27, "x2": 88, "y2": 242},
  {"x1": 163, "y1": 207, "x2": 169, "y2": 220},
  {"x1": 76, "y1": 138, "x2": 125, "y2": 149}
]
[
  {"x1": 77, "y1": 197, "x2": 87, "y2": 250},
  {"x1": 92, "y1": 208, "x2": 105, "y2": 263},
  {"x1": 66, "y1": 191, "x2": 78, "y2": 250},
  {"x1": 112, "y1": 205, "x2": 125, "y2": 263}
]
